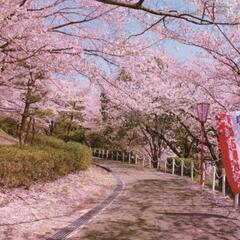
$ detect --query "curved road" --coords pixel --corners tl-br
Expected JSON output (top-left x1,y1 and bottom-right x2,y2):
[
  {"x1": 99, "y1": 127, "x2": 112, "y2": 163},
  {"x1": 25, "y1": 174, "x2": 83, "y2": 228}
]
[{"x1": 69, "y1": 160, "x2": 240, "y2": 240}]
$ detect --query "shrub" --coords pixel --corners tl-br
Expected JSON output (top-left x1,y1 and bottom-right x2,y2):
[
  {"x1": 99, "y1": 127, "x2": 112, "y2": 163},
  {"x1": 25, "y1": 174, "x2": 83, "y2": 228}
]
[
  {"x1": 0, "y1": 136, "x2": 92, "y2": 188},
  {"x1": 33, "y1": 135, "x2": 66, "y2": 149},
  {"x1": 0, "y1": 117, "x2": 19, "y2": 137}
]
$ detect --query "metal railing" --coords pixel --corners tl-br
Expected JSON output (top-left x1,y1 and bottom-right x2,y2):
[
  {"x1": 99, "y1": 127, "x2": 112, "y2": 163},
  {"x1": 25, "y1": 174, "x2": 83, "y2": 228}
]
[
  {"x1": 165, "y1": 158, "x2": 226, "y2": 195},
  {"x1": 92, "y1": 149, "x2": 139, "y2": 165},
  {"x1": 92, "y1": 149, "x2": 238, "y2": 208}
]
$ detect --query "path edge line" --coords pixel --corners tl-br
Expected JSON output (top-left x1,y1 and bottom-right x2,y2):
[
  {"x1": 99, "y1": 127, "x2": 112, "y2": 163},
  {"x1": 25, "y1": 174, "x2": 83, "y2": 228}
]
[{"x1": 46, "y1": 162, "x2": 124, "y2": 240}]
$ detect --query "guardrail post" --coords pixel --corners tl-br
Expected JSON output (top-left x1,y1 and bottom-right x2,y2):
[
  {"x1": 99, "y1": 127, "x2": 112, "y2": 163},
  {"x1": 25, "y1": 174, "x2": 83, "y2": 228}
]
[
  {"x1": 222, "y1": 168, "x2": 226, "y2": 197},
  {"x1": 128, "y1": 153, "x2": 131, "y2": 164},
  {"x1": 212, "y1": 166, "x2": 216, "y2": 193},
  {"x1": 135, "y1": 155, "x2": 138, "y2": 165},
  {"x1": 157, "y1": 158, "x2": 160, "y2": 170},
  {"x1": 172, "y1": 158, "x2": 175, "y2": 175},
  {"x1": 191, "y1": 161, "x2": 194, "y2": 181},
  {"x1": 122, "y1": 152, "x2": 125, "y2": 162},
  {"x1": 234, "y1": 194, "x2": 239, "y2": 208},
  {"x1": 164, "y1": 160, "x2": 167, "y2": 172},
  {"x1": 181, "y1": 159, "x2": 184, "y2": 177},
  {"x1": 106, "y1": 150, "x2": 108, "y2": 159}
]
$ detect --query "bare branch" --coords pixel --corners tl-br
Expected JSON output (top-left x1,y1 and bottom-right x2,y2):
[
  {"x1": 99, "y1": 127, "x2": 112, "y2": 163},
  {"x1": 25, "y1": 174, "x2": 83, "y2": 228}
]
[{"x1": 96, "y1": 0, "x2": 240, "y2": 26}]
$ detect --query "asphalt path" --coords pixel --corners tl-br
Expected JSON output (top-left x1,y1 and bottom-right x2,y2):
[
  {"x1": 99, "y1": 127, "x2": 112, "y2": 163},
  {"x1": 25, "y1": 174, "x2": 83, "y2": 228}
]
[{"x1": 68, "y1": 160, "x2": 240, "y2": 240}]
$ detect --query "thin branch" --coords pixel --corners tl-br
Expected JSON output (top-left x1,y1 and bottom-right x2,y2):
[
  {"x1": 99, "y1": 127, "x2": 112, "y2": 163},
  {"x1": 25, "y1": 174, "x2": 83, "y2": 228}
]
[{"x1": 96, "y1": 0, "x2": 240, "y2": 26}]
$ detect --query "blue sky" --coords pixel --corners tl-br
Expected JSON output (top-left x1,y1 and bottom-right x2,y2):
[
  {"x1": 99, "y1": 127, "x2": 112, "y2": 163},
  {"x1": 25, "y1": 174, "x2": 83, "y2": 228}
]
[
  {"x1": 56, "y1": 0, "x2": 204, "y2": 85},
  {"x1": 125, "y1": 17, "x2": 201, "y2": 62},
  {"x1": 160, "y1": 39, "x2": 200, "y2": 62},
  {"x1": 124, "y1": 0, "x2": 206, "y2": 62}
]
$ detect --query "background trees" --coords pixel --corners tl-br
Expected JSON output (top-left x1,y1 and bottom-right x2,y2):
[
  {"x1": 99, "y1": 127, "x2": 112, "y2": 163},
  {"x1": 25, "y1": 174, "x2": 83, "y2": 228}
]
[{"x1": 0, "y1": 0, "x2": 238, "y2": 168}]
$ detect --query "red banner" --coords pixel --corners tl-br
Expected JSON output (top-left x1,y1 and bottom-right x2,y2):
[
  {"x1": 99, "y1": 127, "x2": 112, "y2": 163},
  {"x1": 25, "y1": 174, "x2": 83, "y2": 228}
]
[{"x1": 216, "y1": 112, "x2": 240, "y2": 193}]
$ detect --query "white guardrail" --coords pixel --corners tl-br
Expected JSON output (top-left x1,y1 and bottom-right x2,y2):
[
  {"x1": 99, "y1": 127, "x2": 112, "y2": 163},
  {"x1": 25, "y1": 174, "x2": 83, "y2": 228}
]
[{"x1": 92, "y1": 149, "x2": 239, "y2": 208}]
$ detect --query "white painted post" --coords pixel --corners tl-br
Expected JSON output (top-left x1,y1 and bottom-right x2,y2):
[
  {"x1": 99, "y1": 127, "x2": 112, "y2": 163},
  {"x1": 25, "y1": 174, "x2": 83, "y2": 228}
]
[
  {"x1": 191, "y1": 161, "x2": 194, "y2": 181},
  {"x1": 157, "y1": 158, "x2": 160, "y2": 170},
  {"x1": 180, "y1": 159, "x2": 184, "y2": 177},
  {"x1": 172, "y1": 158, "x2": 175, "y2": 175},
  {"x1": 116, "y1": 152, "x2": 118, "y2": 161},
  {"x1": 234, "y1": 194, "x2": 239, "y2": 208},
  {"x1": 128, "y1": 153, "x2": 131, "y2": 164},
  {"x1": 122, "y1": 152, "x2": 125, "y2": 162},
  {"x1": 222, "y1": 168, "x2": 226, "y2": 197},
  {"x1": 106, "y1": 150, "x2": 108, "y2": 159},
  {"x1": 135, "y1": 155, "x2": 138, "y2": 165},
  {"x1": 149, "y1": 159, "x2": 152, "y2": 169},
  {"x1": 212, "y1": 166, "x2": 216, "y2": 193},
  {"x1": 164, "y1": 160, "x2": 167, "y2": 173},
  {"x1": 142, "y1": 157, "x2": 145, "y2": 168}
]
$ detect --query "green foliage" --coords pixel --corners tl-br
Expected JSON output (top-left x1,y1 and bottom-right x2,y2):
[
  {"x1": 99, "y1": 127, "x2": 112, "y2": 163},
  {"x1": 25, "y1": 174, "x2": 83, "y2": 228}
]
[
  {"x1": 0, "y1": 135, "x2": 92, "y2": 188},
  {"x1": 33, "y1": 135, "x2": 67, "y2": 148},
  {"x1": 88, "y1": 132, "x2": 109, "y2": 148},
  {"x1": 68, "y1": 129, "x2": 87, "y2": 144},
  {"x1": 0, "y1": 117, "x2": 19, "y2": 137},
  {"x1": 52, "y1": 103, "x2": 84, "y2": 137}
]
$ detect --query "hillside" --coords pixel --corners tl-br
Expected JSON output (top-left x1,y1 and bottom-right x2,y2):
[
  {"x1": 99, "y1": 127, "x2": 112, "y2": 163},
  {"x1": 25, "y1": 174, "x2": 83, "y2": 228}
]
[{"x1": 0, "y1": 129, "x2": 18, "y2": 145}]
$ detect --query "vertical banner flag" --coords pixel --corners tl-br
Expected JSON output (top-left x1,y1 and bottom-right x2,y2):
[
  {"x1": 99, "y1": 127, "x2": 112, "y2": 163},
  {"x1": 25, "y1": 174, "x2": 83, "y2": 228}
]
[{"x1": 216, "y1": 111, "x2": 240, "y2": 193}]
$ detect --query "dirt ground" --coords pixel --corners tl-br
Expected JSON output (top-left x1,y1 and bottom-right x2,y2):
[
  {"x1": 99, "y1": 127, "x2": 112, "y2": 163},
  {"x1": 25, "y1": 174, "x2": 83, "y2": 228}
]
[
  {"x1": 0, "y1": 165, "x2": 115, "y2": 240},
  {"x1": 0, "y1": 130, "x2": 18, "y2": 145},
  {"x1": 69, "y1": 160, "x2": 240, "y2": 240}
]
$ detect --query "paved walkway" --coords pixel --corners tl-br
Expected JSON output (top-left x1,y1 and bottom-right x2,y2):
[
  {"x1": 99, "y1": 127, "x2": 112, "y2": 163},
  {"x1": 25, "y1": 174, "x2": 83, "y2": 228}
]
[{"x1": 69, "y1": 160, "x2": 240, "y2": 240}]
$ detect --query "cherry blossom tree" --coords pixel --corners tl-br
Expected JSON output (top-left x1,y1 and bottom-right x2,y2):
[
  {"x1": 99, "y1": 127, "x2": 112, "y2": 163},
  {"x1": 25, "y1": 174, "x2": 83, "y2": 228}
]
[{"x1": 0, "y1": 0, "x2": 239, "y2": 156}]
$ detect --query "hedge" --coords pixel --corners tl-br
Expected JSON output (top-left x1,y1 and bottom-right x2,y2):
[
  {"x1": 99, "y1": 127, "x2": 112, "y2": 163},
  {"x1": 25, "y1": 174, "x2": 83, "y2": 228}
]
[{"x1": 0, "y1": 135, "x2": 92, "y2": 188}]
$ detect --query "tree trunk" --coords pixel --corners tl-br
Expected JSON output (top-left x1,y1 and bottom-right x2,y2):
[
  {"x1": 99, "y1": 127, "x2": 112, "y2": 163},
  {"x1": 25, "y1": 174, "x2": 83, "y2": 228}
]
[
  {"x1": 19, "y1": 74, "x2": 35, "y2": 146},
  {"x1": 19, "y1": 100, "x2": 31, "y2": 146},
  {"x1": 30, "y1": 118, "x2": 36, "y2": 144},
  {"x1": 24, "y1": 117, "x2": 32, "y2": 144},
  {"x1": 49, "y1": 120, "x2": 55, "y2": 136}
]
